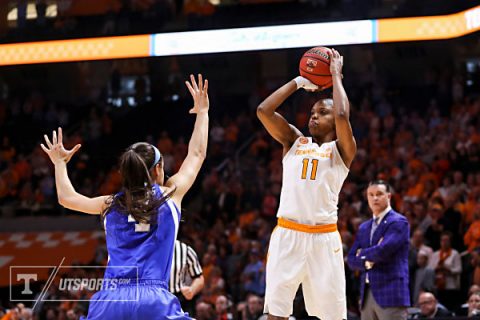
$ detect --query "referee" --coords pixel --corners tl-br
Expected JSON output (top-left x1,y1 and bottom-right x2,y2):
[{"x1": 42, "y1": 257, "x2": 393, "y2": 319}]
[{"x1": 170, "y1": 240, "x2": 205, "y2": 315}]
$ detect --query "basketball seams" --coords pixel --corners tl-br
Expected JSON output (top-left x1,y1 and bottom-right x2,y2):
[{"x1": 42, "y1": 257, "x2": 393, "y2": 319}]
[{"x1": 303, "y1": 54, "x2": 330, "y2": 64}]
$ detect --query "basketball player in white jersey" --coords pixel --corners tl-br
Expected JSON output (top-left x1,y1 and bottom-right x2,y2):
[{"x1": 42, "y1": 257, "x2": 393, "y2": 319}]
[{"x1": 257, "y1": 48, "x2": 356, "y2": 320}]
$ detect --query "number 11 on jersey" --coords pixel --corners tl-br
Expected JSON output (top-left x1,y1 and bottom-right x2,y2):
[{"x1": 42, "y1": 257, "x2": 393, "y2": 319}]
[{"x1": 301, "y1": 158, "x2": 318, "y2": 180}]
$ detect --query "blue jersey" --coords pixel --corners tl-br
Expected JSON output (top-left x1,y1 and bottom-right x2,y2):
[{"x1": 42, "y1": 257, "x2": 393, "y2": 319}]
[
  {"x1": 103, "y1": 184, "x2": 180, "y2": 283},
  {"x1": 82, "y1": 185, "x2": 191, "y2": 320}
]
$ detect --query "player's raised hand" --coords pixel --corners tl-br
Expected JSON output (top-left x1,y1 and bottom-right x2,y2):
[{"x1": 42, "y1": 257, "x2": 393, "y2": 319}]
[
  {"x1": 40, "y1": 127, "x2": 81, "y2": 165},
  {"x1": 185, "y1": 74, "x2": 209, "y2": 114},
  {"x1": 329, "y1": 48, "x2": 343, "y2": 77}
]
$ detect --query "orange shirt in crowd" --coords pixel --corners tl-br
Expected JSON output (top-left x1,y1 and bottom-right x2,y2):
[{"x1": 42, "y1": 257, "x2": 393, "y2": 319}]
[
  {"x1": 406, "y1": 182, "x2": 424, "y2": 199},
  {"x1": 459, "y1": 197, "x2": 479, "y2": 226},
  {"x1": 239, "y1": 211, "x2": 256, "y2": 228},
  {"x1": 464, "y1": 220, "x2": 480, "y2": 252}
]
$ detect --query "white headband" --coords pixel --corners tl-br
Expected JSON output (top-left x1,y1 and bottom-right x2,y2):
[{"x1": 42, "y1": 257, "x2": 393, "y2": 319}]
[{"x1": 151, "y1": 145, "x2": 161, "y2": 169}]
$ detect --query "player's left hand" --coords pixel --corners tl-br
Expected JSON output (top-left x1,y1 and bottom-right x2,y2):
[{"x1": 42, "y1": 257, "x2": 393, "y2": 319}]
[
  {"x1": 329, "y1": 48, "x2": 343, "y2": 77},
  {"x1": 181, "y1": 286, "x2": 195, "y2": 300},
  {"x1": 185, "y1": 74, "x2": 209, "y2": 114},
  {"x1": 40, "y1": 127, "x2": 81, "y2": 165}
]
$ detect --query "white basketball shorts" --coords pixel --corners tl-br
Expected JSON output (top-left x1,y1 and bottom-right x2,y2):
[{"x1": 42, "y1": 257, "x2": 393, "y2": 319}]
[{"x1": 264, "y1": 218, "x2": 346, "y2": 320}]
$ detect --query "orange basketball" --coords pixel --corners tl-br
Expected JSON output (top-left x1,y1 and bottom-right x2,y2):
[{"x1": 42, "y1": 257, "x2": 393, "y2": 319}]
[{"x1": 299, "y1": 46, "x2": 332, "y2": 89}]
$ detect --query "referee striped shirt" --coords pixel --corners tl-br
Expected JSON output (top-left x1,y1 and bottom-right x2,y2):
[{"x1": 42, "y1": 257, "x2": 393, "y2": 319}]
[{"x1": 169, "y1": 240, "x2": 203, "y2": 293}]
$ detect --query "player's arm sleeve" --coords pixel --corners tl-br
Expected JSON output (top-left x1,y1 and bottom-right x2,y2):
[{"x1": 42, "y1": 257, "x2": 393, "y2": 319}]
[
  {"x1": 186, "y1": 246, "x2": 203, "y2": 278},
  {"x1": 359, "y1": 220, "x2": 409, "y2": 263},
  {"x1": 347, "y1": 236, "x2": 366, "y2": 271}
]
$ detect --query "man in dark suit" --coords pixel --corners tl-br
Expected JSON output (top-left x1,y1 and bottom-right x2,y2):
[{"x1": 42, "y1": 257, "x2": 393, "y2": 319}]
[{"x1": 347, "y1": 180, "x2": 410, "y2": 320}]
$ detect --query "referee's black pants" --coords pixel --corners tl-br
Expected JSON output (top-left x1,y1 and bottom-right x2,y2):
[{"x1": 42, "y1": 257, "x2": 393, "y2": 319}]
[{"x1": 174, "y1": 292, "x2": 197, "y2": 317}]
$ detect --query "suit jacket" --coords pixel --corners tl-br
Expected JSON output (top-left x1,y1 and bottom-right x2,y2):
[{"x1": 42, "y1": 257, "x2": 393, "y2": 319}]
[{"x1": 347, "y1": 209, "x2": 410, "y2": 308}]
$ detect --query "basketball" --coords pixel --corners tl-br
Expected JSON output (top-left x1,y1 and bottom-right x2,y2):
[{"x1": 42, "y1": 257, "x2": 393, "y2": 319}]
[{"x1": 299, "y1": 46, "x2": 332, "y2": 89}]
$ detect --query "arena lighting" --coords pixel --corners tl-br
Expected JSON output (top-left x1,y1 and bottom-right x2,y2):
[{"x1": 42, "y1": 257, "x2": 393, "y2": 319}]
[
  {"x1": 0, "y1": 35, "x2": 151, "y2": 66},
  {"x1": 0, "y1": 5, "x2": 479, "y2": 66},
  {"x1": 376, "y1": 5, "x2": 480, "y2": 42},
  {"x1": 7, "y1": 3, "x2": 58, "y2": 21},
  {"x1": 152, "y1": 20, "x2": 373, "y2": 56}
]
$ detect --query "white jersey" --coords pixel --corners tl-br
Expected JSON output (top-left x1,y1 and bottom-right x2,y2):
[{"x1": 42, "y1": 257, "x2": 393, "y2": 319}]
[{"x1": 277, "y1": 137, "x2": 349, "y2": 225}]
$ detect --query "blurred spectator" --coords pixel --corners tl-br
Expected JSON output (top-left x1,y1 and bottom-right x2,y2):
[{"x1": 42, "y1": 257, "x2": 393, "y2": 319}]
[
  {"x1": 442, "y1": 195, "x2": 463, "y2": 250},
  {"x1": 413, "y1": 292, "x2": 453, "y2": 318},
  {"x1": 429, "y1": 232, "x2": 462, "y2": 310},
  {"x1": 238, "y1": 294, "x2": 264, "y2": 320},
  {"x1": 196, "y1": 301, "x2": 216, "y2": 320},
  {"x1": 468, "y1": 292, "x2": 480, "y2": 318},
  {"x1": 0, "y1": 303, "x2": 33, "y2": 320},
  {"x1": 471, "y1": 250, "x2": 480, "y2": 286},
  {"x1": 413, "y1": 250, "x2": 436, "y2": 306},
  {"x1": 215, "y1": 295, "x2": 233, "y2": 320},
  {"x1": 424, "y1": 203, "x2": 447, "y2": 250},
  {"x1": 414, "y1": 201, "x2": 432, "y2": 233},
  {"x1": 241, "y1": 249, "x2": 266, "y2": 296},
  {"x1": 17, "y1": 304, "x2": 32, "y2": 320},
  {"x1": 465, "y1": 217, "x2": 480, "y2": 252},
  {"x1": 0, "y1": 307, "x2": 19, "y2": 320},
  {"x1": 410, "y1": 229, "x2": 434, "y2": 280}
]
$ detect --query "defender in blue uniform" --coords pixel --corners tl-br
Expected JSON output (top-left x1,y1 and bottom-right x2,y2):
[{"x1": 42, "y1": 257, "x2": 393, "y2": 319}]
[{"x1": 41, "y1": 74, "x2": 210, "y2": 319}]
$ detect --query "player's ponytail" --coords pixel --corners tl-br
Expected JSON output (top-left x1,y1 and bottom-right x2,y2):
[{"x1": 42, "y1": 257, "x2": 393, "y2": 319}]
[
  {"x1": 102, "y1": 142, "x2": 174, "y2": 224},
  {"x1": 121, "y1": 148, "x2": 152, "y2": 192}
]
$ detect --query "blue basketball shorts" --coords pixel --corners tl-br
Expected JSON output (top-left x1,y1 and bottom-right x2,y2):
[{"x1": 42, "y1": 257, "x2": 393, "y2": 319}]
[{"x1": 81, "y1": 281, "x2": 191, "y2": 320}]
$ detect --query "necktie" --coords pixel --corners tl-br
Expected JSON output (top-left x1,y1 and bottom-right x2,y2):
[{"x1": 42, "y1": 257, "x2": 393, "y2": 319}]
[{"x1": 370, "y1": 217, "x2": 380, "y2": 245}]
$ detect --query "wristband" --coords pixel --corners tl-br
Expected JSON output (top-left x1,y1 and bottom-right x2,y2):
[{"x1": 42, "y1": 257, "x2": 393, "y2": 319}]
[{"x1": 293, "y1": 76, "x2": 304, "y2": 89}]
